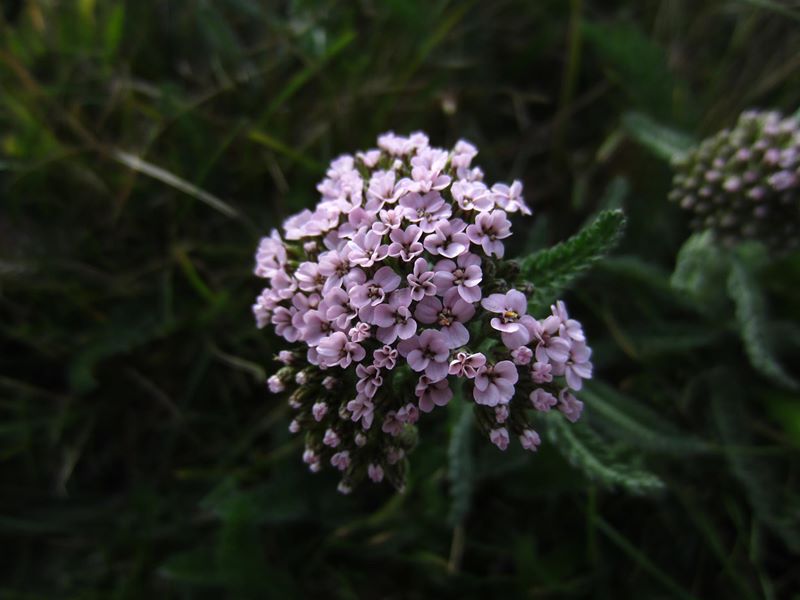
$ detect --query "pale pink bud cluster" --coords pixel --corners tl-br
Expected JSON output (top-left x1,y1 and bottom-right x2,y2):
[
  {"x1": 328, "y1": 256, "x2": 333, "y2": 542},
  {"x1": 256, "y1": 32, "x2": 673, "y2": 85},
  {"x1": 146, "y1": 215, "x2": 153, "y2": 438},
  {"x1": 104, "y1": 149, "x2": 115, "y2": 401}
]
[{"x1": 253, "y1": 132, "x2": 592, "y2": 492}]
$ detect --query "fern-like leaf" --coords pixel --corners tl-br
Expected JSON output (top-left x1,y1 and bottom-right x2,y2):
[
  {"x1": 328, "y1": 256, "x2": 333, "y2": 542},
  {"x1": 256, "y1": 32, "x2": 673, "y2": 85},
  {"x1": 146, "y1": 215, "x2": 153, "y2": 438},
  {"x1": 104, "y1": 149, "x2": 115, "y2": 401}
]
[
  {"x1": 671, "y1": 231, "x2": 731, "y2": 313},
  {"x1": 728, "y1": 256, "x2": 799, "y2": 390},
  {"x1": 518, "y1": 209, "x2": 627, "y2": 313},
  {"x1": 545, "y1": 414, "x2": 664, "y2": 495}
]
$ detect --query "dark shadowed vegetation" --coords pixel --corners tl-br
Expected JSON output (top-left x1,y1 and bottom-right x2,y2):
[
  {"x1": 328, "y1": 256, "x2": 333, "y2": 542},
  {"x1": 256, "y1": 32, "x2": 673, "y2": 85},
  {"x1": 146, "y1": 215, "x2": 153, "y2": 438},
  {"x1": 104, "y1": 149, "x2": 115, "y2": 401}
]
[{"x1": 1, "y1": 1, "x2": 799, "y2": 598}]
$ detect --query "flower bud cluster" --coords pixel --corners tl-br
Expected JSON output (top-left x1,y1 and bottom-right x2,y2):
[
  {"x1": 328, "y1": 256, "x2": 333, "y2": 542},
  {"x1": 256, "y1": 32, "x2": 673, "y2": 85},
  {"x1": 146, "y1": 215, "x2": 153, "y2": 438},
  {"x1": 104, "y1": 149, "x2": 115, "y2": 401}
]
[
  {"x1": 254, "y1": 132, "x2": 593, "y2": 492},
  {"x1": 670, "y1": 110, "x2": 800, "y2": 252}
]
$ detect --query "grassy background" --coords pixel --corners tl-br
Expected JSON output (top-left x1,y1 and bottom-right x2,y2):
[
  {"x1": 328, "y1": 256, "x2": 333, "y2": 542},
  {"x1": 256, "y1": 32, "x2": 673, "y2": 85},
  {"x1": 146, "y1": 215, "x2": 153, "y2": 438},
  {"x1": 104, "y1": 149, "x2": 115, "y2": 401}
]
[{"x1": 2, "y1": 0, "x2": 800, "y2": 598}]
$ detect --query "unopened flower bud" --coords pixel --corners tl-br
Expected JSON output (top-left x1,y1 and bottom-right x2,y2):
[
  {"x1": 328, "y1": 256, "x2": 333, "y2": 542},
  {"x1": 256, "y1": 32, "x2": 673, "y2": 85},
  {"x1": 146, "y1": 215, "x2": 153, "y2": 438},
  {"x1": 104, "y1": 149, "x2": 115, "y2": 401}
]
[
  {"x1": 670, "y1": 109, "x2": 800, "y2": 252},
  {"x1": 489, "y1": 428, "x2": 509, "y2": 451},
  {"x1": 331, "y1": 450, "x2": 351, "y2": 471},
  {"x1": 519, "y1": 429, "x2": 541, "y2": 451},
  {"x1": 277, "y1": 350, "x2": 295, "y2": 365},
  {"x1": 323, "y1": 429, "x2": 340, "y2": 448},
  {"x1": 386, "y1": 447, "x2": 405, "y2": 465},
  {"x1": 267, "y1": 374, "x2": 285, "y2": 394},
  {"x1": 312, "y1": 402, "x2": 328, "y2": 422},
  {"x1": 367, "y1": 464, "x2": 384, "y2": 483},
  {"x1": 495, "y1": 405, "x2": 509, "y2": 424}
]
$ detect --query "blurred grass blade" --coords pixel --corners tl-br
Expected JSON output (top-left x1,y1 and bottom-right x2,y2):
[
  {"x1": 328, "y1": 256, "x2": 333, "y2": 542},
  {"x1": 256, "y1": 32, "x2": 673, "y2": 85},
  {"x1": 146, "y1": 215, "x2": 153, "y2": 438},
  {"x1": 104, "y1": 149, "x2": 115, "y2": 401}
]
[
  {"x1": 711, "y1": 370, "x2": 800, "y2": 553},
  {"x1": 210, "y1": 344, "x2": 266, "y2": 382},
  {"x1": 581, "y1": 381, "x2": 711, "y2": 455},
  {"x1": 103, "y1": 3, "x2": 125, "y2": 60},
  {"x1": 111, "y1": 149, "x2": 240, "y2": 219},
  {"x1": 403, "y1": 1, "x2": 473, "y2": 82},
  {"x1": 594, "y1": 517, "x2": 700, "y2": 600},
  {"x1": 583, "y1": 21, "x2": 676, "y2": 118},
  {"x1": 69, "y1": 318, "x2": 170, "y2": 394},
  {"x1": 246, "y1": 130, "x2": 323, "y2": 171},
  {"x1": 260, "y1": 30, "x2": 356, "y2": 123},
  {"x1": 622, "y1": 112, "x2": 696, "y2": 161},
  {"x1": 675, "y1": 489, "x2": 758, "y2": 600},
  {"x1": 595, "y1": 176, "x2": 629, "y2": 212},
  {"x1": 447, "y1": 390, "x2": 474, "y2": 527},
  {"x1": 735, "y1": 0, "x2": 800, "y2": 22},
  {"x1": 598, "y1": 255, "x2": 682, "y2": 298},
  {"x1": 173, "y1": 246, "x2": 220, "y2": 305},
  {"x1": 374, "y1": 1, "x2": 472, "y2": 126}
]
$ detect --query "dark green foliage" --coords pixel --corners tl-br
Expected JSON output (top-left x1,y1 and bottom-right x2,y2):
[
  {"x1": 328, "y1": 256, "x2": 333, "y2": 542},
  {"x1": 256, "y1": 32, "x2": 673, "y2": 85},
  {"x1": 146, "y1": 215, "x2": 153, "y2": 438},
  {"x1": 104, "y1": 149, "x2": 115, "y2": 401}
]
[
  {"x1": 518, "y1": 209, "x2": 627, "y2": 312},
  {"x1": 728, "y1": 249, "x2": 799, "y2": 390},
  {"x1": 583, "y1": 22, "x2": 678, "y2": 119},
  {"x1": 622, "y1": 112, "x2": 697, "y2": 161},
  {"x1": 671, "y1": 231, "x2": 731, "y2": 313},
  {"x1": 447, "y1": 387, "x2": 474, "y2": 527},
  {"x1": 580, "y1": 381, "x2": 711, "y2": 456},
  {"x1": 2, "y1": 1, "x2": 800, "y2": 598},
  {"x1": 544, "y1": 413, "x2": 665, "y2": 494},
  {"x1": 711, "y1": 370, "x2": 800, "y2": 553}
]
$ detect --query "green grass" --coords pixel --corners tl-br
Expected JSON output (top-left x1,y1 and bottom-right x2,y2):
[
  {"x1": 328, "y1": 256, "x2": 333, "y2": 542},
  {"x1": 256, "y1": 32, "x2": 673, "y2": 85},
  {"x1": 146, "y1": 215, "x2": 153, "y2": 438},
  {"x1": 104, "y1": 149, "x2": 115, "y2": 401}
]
[{"x1": 1, "y1": 0, "x2": 800, "y2": 598}]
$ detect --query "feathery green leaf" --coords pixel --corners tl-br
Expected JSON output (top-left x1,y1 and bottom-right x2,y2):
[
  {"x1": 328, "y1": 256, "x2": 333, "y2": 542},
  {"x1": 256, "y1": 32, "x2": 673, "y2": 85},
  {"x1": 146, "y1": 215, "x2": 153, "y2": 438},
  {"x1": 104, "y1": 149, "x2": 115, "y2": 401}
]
[
  {"x1": 545, "y1": 414, "x2": 664, "y2": 494},
  {"x1": 728, "y1": 255, "x2": 799, "y2": 390},
  {"x1": 671, "y1": 231, "x2": 731, "y2": 313},
  {"x1": 518, "y1": 209, "x2": 627, "y2": 312}
]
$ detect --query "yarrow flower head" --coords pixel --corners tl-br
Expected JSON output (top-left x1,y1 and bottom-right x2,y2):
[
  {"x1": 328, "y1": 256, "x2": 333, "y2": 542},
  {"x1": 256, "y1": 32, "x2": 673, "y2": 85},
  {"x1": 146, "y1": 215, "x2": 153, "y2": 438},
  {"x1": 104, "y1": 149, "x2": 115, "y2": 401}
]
[
  {"x1": 670, "y1": 109, "x2": 800, "y2": 253},
  {"x1": 253, "y1": 132, "x2": 592, "y2": 492}
]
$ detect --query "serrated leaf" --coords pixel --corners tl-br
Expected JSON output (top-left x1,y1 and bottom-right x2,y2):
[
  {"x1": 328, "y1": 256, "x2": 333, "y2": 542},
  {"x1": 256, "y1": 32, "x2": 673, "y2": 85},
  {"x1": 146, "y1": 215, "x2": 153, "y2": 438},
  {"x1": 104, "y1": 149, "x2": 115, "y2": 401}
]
[
  {"x1": 622, "y1": 112, "x2": 696, "y2": 161},
  {"x1": 728, "y1": 256, "x2": 799, "y2": 390},
  {"x1": 518, "y1": 209, "x2": 627, "y2": 313},
  {"x1": 671, "y1": 231, "x2": 731, "y2": 312},
  {"x1": 545, "y1": 414, "x2": 664, "y2": 494}
]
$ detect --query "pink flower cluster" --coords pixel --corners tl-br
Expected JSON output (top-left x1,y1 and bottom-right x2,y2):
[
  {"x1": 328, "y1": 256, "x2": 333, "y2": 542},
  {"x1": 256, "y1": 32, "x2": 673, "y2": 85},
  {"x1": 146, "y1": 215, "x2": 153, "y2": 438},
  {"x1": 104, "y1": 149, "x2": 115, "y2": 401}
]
[{"x1": 255, "y1": 132, "x2": 592, "y2": 492}]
